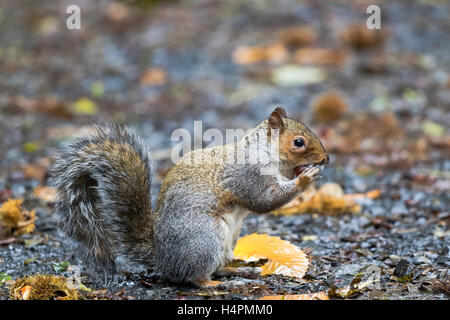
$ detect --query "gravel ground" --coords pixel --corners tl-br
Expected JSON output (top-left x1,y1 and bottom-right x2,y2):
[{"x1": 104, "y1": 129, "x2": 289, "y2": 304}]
[{"x1": 0, "y1": 0, "x2": 449, "y2": 300}]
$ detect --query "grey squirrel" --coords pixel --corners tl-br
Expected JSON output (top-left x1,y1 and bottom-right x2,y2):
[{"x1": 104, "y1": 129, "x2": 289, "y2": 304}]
[{"x1": 51, "y1": 107, "x2": 328, "y2": 287}]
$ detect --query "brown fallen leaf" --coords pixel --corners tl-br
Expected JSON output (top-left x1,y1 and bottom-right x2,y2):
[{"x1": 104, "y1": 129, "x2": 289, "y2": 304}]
[
  {"x1": 295, "y1": 48, "x2": 348, "y2": 66},
  {"x1": 0, "y1": 237, "x2": 17, "y2": 245},
  {"x1": 264, "y1": 44, "x2": 289, "y2": 64},
  {"x1": 9, "y1": 95, "x2": 72, "y2": 119},
  {"x1": 140, "y1": 67, "x2": 167, "y2": 86},
  {"x1": 345, "y1": 189, "x2": 382, "y2": 202},
  {"x1": 33, "y1": 186, "x2": 57, "y2": 203},
  {"x1": 277, "y1": 26, "x2": 317, "y2": 48},
  {"x1": 431, "y1": 279, "x2": 450, "y2": 296},
  {"x1": 340, "y1": 23, "x2": 389, "y2": 50},
  {"x1": 233, "y1": 46, "x2": 266, "y2": 65},
  {"x1": 319, "y1": 111, "x2": 404, "y2": 155},
  {"x1": 105, "y1": 2, "x2": 130, "y2": 23},
  {"x1": 260, "y1": 292, "x2": 329, "y2": 300},
  {"x1": 311, "y1": 91, "x2": 349, "y2": 123},
  {"x1": 232, "y1": 44, "x2": 288, "y2": 65},
  {"x1": 272, "y1": 183, "x2": 381, "y2": 216},
  {"x1": 0, "y1": 199, "x2": 36, "y2": 236},
  {"x1": 233, "y1": 233, "x2": 309, "y2": 279},
  {"x1": 22, "y1": 164, "x2": 46, "y2": 182}
]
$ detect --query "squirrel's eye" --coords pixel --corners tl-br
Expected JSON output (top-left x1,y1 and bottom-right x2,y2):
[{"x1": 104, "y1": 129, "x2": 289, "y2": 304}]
[{"x1": 293, "y1": 138, "x2": 305, "y2": 148}]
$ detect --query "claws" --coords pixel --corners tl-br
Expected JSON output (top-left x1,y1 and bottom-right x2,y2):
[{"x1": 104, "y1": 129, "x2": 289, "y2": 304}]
[{"x1": 298, "y1": 164, "x2": 323, "y2": 181}]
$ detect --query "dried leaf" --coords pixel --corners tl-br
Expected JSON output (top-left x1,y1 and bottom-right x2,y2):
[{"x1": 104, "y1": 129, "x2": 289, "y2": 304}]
[
  {"x1": 22, "y1": 164, "x2": 47, "y2": 181},
  {"x1": 422, "y1": 120, "x2": 445, "y2": 137},
  {"x1": 340, "y1": 23, "x2": 388, "y2": 50},
  {"x1": 302, "y1": 235, "x2": 318, "y2": 241},
  {"x1": 140, "y1": 67, "x2": 167, "y2": 86},
  {"x1": 260, "y1": 292, "x2": 329, "y2": 300},
  {"x1": 277, "y1": 26, "x2": 317, "y2": 48},
  {"x1": 272, "y1": 65, "x2": 325, "y2": 86},
  {"x1": 0, "y1": 199, "x2": 36, "y2": 236},
  {"x1": 9, "y1": 95, "x2": 71, "y2": 119},
  {"x1": 295, "y1": 48, "x2": 348, "y2": 66},
  {"x1": 0, "y1": 237, "x2": 17, "y2": 246},
  {"x1": 34, "y1": 186, "x2": 57, "y2": 203},
  {"x1": 272, "y1": 183, "x2": 374, "y2": 216},
  {"x1": 24, "y1": 257, "x2": 37, "y2": 265},
  {"x1": 233, "y1": 46, "x2": 267, "y2": 65},
  {"x1": 23, "y1": 142, "x2": 40, "y2": 153},
  {"x1": 319, "y1": 111, "x2": 405, "y2": 155},
  {"x1": 105, "y1": 2, "x2": 130, "y2": 23},
  {"x1": 311, "y1": 91, "x2": 349, "y2": 123},
  {"x1": 232, "y1": 44, "x2": 288, "y2": 65},
  {"x1": 234, "y1": 233, "x2": 309, "y2": 279},
  {"x1": 72, "y1": 97, "x2": 98, "y2": 115},
  {"x1": 90, "y1": 81, "x2": 105, "y2": 98},
  {"x1": 264, "y1": 44, "x2": 289, "y2": 64}
]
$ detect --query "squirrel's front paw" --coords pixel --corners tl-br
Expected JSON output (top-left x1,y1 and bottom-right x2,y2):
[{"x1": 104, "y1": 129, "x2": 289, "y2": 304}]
[{"x1": 296, "y1": 165, "x2": 323, "y2": 190}]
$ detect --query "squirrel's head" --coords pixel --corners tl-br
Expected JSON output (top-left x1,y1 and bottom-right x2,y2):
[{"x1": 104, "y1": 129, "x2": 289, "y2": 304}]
[{"x1": 267, "y1": 106, "x2": 329, "y2": 180}]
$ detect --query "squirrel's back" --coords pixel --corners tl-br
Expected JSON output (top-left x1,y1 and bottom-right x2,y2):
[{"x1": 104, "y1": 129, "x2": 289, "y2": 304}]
[{"x1": 51, "y1": 124, "x2": 154, "y2": 271}]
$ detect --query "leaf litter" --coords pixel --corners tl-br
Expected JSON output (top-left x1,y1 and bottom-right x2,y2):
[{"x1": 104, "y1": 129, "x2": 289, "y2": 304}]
[
  {"x1": 0, "y1": 0, "x2": 448, "y2": 301},
  {"x1": 233, "y1": 233, "x2": 309, "y2": 279}
]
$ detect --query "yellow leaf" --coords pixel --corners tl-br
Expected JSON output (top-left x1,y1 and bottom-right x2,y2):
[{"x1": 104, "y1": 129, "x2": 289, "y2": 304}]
[
  {"x1": 90, "y1": 81, "x2": 105, "y2": 98},
  {"x1": 302, "y1": 235, "x2": 318, "y2": 241},
  {"x1": 365, "y1": 189, "x2": 382, "y2": 199},
  {"x1": 343, "y1": 189, "x2": 382, "y2": 201},
  {"x1": 260, "y1": 292, "x2": 329, "y2": 300},
  {"x1": 234, "y1": 233, "x2": 309, "y2": 279},
  {"x1": 23, "y1": 142, "x2": 40, "y2": 153},
  {"x1": 15, "y1": 222, "x2": 35, "y2": 236},
  {"x1": 72, "y1": 98, "x2": 98, "y2": 115},
  {"x1": 272, "y1": 183, "x2": 380, "y2": 216},
  {"x1": 0, "y1": 199, "x2": 36, "y2": 236},
  {"x1": 0, "y1": 199, "x2": 23, "y2": 228},
  {"x1": 421, "y1": 120, "x2": 445, "y2": 137}
]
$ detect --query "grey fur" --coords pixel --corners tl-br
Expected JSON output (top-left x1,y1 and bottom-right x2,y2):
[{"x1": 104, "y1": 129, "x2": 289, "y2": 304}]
[
  {"x1": 50, "y1": 124, "x2": 154, "y2": 272},
  {"x1": 51, "y1": 121, "x2": 324, "y2": 286}
]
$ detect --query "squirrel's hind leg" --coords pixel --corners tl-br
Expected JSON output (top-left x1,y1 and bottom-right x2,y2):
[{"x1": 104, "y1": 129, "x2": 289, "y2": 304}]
[
  {"x1": 155, "y1": 212, "x2": 223, "y2": 287},
  {"x1": 213, "y1": 266, "x2": 260, "y2": 279}
]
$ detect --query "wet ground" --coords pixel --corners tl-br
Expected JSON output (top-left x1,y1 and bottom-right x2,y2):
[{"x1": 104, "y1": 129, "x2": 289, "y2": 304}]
[{"x1": 0, "y1": 0, "x2": 449, "y2": 299}]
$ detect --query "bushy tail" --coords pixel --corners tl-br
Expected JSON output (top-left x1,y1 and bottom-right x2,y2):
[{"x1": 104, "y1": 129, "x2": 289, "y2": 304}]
[{"x1": 51, "y1": 124, "x2": 154, "y2": 271}]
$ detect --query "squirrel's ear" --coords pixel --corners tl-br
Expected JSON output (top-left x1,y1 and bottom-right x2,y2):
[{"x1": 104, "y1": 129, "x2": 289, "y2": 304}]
[
  {"x1": 268, "y1": 110, "x2": 285, "y2": 133},
  {"x1": 274, "y1": 106, "x2": 287, "y2": 118}
]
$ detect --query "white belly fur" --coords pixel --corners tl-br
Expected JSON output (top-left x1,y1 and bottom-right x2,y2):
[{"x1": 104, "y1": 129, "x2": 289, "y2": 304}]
[{"x1": 219, "y1": 206, "x2": 248, "y2": 266}]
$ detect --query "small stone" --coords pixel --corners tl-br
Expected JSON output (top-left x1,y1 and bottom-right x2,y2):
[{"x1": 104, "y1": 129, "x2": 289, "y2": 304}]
[{"x1": 393, "y1": 259, "x2": 414, "y2": 278}]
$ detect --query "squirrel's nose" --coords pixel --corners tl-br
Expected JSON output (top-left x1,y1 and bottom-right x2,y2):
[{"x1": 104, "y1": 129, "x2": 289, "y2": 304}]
[{"x1": 323, "y1": 155, "x2": 329, "y2": 165}]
